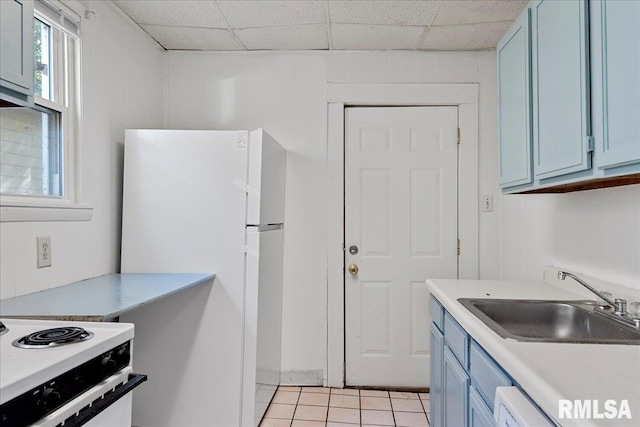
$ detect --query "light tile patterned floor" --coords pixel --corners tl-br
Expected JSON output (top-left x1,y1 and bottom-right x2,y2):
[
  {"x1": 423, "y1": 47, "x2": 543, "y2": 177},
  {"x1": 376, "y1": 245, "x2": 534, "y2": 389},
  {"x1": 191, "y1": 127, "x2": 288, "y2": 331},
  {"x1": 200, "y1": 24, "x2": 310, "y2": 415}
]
[{"x1": 261, "y1": 387, "x2": 430, "y2": 427}]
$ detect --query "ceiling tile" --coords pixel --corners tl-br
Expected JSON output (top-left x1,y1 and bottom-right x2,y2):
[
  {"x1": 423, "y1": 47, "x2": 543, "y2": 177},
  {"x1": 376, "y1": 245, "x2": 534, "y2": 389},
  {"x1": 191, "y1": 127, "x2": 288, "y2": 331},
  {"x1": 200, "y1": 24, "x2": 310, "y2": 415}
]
[
  {"x1": 114, "y1": 0, "x2": 227, "y2": 28},
  {"x1": 217, "y1": 1, "x2": 326, "y2": 28},
  {"x1": 113, "y1": 0, "x2": 526, "y2": 51},
  {"x1": 331, "y1": 24, "x2": 425, "y2": 50},
  {"x1": 141, "y1": 25, "x2": 243, "y2": 50},
  {"x1": 234, "y1": 24, "x2": 328, "y2": 50},
  {"x1": 329, "y1": 0, "x2": 441, "y2": 26},
  {"x1": 433, "y1": 0, "x2": 528, "y2": 26},
  {"x1": 420, "y1": 21, "x2": 512, "y2": 50}
]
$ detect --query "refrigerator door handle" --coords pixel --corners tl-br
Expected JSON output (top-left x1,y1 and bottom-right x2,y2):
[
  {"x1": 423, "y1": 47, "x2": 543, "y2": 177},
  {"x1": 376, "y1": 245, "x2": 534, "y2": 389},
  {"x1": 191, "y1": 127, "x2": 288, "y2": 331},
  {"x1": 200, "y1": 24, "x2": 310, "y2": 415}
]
[{"x1": 246, "y1": 224, "x2": 283, "y2": 232}]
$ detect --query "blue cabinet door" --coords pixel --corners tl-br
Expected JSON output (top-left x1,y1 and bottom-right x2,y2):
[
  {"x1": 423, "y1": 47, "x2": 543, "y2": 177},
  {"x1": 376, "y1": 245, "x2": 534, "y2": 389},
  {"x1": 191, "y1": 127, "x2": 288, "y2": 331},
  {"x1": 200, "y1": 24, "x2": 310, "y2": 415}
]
[
  {"x1": 443, "y1": 346, "x2": 469, "y2": 427},
  {"x1": 498, "y1": 8, "x2": 533, "y2": 188},
  {"x1": 591, "y1": 0, "x2": 640, "y2": 169},
  {"x1": 430, "y1": 323, "x2": 444, "y2": 427},
  {"x1": 469, "y1": 386, "x2": 495, "y2": 427},
  {"x1": 531, "y1": 0, "x2": 592, "y2": 179},
  {"x1": 0, "y1": 0, "x2": 34, "y2": 97}
]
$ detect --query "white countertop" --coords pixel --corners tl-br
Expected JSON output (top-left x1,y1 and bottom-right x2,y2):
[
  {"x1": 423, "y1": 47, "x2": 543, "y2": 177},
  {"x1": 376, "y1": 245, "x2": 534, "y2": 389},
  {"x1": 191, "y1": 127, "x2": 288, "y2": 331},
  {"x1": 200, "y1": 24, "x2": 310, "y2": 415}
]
[{"x1": 427, "y1": 278, "x2": 640, "y2": 427}]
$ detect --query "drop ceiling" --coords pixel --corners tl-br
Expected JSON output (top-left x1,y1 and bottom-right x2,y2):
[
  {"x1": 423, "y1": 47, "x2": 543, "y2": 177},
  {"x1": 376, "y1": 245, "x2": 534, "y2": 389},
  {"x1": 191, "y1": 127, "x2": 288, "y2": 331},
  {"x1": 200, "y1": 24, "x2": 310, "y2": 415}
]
[{"x1": 112, "y1": 0, "x2": 528, "y2": 51}]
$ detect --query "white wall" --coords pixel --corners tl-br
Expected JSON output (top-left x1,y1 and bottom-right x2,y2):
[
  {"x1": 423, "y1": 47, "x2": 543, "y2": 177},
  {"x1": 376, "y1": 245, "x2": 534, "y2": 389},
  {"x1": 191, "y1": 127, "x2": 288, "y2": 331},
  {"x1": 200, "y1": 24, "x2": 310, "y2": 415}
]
[
  {"x1": 500, "y1": 185, "x2": 640, "y2": 290},
  {"x1": 163, "y1": 50, "x2": 500, "y2": 379},
  {"x1": 0, "y1": 1, "x2": 163, "y2": 299}
]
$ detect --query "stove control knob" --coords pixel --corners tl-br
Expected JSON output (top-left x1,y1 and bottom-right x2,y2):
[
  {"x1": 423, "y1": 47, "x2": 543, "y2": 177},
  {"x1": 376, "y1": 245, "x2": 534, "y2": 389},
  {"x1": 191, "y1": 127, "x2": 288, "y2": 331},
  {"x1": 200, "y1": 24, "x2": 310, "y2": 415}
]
[
  {"x1": 116, "y1": 346, "x2": 131, "y2": 366},
  {"x1": 39, "y1": 387, "x2": 61, "y2": 412},
  {"x1": 101, "y1": 354, "x2": 117, "y2": 375}
]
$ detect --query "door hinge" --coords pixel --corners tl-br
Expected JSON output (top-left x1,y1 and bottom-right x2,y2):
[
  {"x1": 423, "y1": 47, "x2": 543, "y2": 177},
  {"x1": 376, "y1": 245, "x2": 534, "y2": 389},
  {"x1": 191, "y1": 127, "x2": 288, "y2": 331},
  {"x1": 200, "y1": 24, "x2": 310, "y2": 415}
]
[
  {"x1": 587, "y1": 135, "x2": 595, "y2": 153},
  {"x1": 457, "y1": 239, "x2": 461, "y2": 256},
  {"x1": 457, "y1": 128, "x2": 461, "y2": 145}
]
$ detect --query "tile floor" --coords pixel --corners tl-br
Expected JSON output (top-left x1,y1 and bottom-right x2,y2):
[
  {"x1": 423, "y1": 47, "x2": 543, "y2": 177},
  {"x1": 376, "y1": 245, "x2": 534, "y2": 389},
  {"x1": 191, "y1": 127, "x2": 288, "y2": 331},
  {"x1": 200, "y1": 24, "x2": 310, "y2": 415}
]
[{"x1": 261, "y1": 387, "x2": 430, "y2": 427}]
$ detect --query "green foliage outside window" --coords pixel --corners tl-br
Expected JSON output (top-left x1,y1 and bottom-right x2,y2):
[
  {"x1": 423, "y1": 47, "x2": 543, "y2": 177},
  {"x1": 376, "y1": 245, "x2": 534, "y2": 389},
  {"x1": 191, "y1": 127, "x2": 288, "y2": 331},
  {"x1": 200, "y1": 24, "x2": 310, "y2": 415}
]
[
  {"x1": 34, "y1": 18, "x2": 42, "y2": 96},
  {"x1": 33, "y1": 18, "x2": 50, "y2": 99}
]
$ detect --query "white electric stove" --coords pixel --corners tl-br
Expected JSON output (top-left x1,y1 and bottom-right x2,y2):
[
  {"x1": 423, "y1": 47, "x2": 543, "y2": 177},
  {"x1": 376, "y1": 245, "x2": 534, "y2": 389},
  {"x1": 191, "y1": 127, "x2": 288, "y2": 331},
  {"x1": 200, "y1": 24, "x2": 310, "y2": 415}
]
[{"x1": 0, "y1": 318, "x2": 146, "y2": 427}]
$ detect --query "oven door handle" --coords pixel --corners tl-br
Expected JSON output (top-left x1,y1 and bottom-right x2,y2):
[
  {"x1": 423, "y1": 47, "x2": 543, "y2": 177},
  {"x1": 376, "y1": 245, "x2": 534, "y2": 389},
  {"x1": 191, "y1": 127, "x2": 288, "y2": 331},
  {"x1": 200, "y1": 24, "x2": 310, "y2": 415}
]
[{"x1": 62, "y1": 373, "x2": 147, "y2": 427}]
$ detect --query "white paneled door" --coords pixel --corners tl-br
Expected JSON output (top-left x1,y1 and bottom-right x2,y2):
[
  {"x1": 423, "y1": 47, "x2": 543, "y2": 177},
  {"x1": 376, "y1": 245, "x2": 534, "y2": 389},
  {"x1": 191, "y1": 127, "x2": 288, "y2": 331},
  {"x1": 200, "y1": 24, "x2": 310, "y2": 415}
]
[{"x1": 345, "y1": 107, "x2": 459, "y2": 387}]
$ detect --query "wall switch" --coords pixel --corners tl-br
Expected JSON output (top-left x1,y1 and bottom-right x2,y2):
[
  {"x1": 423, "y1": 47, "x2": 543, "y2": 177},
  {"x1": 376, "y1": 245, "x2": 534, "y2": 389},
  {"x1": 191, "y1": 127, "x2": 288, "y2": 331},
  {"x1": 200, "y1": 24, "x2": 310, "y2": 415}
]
[
  {"x1": 482, "y1": 195, "x2": 493, "y2": 212},
  {"x1": 37, "y1": 236, "x2": 52, "y2": 268}
]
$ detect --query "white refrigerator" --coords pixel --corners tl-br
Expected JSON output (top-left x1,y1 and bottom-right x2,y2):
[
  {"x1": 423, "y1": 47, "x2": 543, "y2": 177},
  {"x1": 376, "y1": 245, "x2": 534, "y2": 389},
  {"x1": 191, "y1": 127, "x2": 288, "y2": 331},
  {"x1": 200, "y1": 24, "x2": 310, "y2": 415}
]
[{"x1": 120, "y1": 129, "x2": 285, "y2": 427}]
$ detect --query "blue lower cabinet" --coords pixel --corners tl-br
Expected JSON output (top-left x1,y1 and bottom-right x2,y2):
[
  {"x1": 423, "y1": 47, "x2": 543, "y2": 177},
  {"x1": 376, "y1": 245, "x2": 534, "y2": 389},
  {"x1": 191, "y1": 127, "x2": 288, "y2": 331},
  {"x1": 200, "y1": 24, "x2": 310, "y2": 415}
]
[
  {"x1": 469, "y1": 340, "x2": 512, "y2": 409},
  {"x1": 430, "y1": 323, "x2": 444, "y2": 427},
  {"x1": 469, "y1": 386, "x2": 495, "y2": 427},
  {"x1": 430, "y1": 304, "x2": 518, "y2": 427},
  {"x1": 443, "y1": 346, "x2": 469, "y2": 427}
]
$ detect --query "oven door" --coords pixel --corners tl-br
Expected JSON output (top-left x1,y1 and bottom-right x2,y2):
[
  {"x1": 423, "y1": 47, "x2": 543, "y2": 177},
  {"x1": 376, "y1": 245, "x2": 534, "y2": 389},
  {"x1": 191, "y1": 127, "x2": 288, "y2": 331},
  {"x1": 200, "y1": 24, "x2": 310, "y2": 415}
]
[{"x1": 31, "y1": 367, "x2": 147, "y2": 427}]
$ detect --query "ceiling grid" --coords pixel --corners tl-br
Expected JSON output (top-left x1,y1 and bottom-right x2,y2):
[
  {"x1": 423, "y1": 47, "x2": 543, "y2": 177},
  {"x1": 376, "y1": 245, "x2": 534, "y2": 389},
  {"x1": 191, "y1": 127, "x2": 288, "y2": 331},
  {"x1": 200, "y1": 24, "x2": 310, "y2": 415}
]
[
  {"x1": 211, "y1": 0, "x2": 249, "y2": 50},
  {"x1": 112, "y1": 0, "x2": 528, "y2": 51},
  {"x1": 323, "y1": 0, "x2": 333, "y2": 50}
]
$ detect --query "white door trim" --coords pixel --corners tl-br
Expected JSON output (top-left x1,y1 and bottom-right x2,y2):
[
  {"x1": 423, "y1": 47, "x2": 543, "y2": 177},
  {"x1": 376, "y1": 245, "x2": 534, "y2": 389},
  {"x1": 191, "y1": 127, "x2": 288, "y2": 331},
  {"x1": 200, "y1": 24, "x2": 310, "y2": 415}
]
[{"x1": 326, "y1": 83, "x2": 479, "y2": 388}]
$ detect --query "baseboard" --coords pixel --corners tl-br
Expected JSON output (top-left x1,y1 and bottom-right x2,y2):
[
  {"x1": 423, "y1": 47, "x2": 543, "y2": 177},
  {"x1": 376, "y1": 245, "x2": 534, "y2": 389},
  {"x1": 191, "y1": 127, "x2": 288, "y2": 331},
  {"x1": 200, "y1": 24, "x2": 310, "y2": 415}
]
[{"x1": 279, "y1": 370, "x2": 324, "y2": 386}]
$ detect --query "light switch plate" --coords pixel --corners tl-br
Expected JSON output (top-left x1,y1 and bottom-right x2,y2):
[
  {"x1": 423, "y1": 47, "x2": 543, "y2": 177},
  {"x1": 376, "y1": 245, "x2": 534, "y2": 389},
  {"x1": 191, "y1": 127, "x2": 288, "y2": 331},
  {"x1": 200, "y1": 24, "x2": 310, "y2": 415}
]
[{"x1": 37, "y1": 236, "x2": 52, "y2": 268}]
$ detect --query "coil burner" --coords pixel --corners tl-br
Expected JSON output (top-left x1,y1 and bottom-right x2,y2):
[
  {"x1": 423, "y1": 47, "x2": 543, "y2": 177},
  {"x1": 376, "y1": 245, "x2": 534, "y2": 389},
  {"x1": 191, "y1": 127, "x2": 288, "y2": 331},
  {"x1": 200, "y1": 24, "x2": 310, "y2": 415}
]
[{"x1": 13, "y1": 327, "x2": 94, "y2": 349}]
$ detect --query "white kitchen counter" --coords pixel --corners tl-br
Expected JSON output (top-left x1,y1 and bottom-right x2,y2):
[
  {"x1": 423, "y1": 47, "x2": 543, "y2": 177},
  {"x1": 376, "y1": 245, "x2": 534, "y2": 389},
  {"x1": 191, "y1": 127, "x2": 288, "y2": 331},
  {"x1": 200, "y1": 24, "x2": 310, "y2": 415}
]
[{"x1": 427, "y1": 278, "x2": 640, "y2": 427}]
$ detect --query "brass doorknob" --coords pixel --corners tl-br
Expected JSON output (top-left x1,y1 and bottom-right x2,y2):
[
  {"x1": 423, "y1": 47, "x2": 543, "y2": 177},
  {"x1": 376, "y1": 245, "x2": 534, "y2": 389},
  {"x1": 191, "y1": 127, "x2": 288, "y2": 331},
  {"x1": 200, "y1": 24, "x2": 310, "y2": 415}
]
[{"x1": 348, "y1": 264, "x2": 359, "y2": 275}]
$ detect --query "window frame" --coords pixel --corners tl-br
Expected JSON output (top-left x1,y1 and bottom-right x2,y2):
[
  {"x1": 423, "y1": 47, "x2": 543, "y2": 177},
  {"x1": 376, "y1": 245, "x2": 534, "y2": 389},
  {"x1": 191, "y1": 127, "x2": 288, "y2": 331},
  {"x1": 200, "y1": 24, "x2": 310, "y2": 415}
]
[{"x1": 0, "y1": 0, "x2": 90, "y2": 222}]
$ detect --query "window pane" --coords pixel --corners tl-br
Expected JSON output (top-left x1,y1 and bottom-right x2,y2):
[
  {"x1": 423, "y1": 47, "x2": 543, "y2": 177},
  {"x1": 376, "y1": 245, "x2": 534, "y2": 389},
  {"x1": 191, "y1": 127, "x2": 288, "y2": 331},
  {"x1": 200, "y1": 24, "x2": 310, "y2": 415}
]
[
  {"x1": 0, "y1": 107, "x2": 62, "y2": 196},
  {"x1": 34, "y1": 18, "x2": 52, "y2": 101}
]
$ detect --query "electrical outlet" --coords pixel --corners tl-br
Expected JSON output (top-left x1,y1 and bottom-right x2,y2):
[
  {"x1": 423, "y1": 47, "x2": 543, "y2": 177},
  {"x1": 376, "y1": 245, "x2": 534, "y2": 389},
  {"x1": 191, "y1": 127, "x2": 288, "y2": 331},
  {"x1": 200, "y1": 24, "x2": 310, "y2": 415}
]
[
  {"x1": 482, "y1": 195, "x2": 493, "y2": 212},
  {"x1": 37, "y1": 236, "x2": 52, "y2": 268}
]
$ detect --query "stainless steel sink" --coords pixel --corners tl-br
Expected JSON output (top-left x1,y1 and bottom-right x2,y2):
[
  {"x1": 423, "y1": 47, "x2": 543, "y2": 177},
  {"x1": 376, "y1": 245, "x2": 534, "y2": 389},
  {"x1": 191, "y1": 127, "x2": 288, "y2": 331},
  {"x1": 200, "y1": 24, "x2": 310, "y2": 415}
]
[{"x1": 457, "y1": 299, "x2": 640, "y2": 344}]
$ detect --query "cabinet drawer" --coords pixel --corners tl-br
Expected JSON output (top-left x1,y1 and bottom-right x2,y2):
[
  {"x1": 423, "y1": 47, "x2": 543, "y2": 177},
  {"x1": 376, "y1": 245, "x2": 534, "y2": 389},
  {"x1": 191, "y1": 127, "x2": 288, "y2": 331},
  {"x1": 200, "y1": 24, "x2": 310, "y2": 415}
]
[
  {"x1": 429, "y1": 294, "x2": 444, "y2": 331},
  {"x1": 469, "y1": 340, "x2": 511, "y2": 409},
  {"x1": 444, "y1": 312, "x2": 468, "y2": 368}
]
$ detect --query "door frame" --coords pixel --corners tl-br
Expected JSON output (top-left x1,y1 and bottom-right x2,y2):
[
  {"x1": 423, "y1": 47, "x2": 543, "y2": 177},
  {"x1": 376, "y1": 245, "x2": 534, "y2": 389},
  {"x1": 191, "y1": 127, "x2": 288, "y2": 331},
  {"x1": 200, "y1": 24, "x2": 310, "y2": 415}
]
[{"x1": 326, "y1": 83, "x2": 479, "y2": 387}]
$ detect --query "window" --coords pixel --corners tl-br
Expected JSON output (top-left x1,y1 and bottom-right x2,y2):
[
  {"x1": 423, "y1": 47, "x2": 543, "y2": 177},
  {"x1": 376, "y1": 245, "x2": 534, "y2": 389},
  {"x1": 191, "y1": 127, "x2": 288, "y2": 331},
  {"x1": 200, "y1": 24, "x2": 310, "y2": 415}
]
[
  {"x1": 0, "y1": 0, "x2": 87, "y2": 221},
  {"x1": 34, "y1": 17, "x2": 52, "y2": 101},
  {"x1": 0, "y1": 105, "x2": 62, "y2": 196}
]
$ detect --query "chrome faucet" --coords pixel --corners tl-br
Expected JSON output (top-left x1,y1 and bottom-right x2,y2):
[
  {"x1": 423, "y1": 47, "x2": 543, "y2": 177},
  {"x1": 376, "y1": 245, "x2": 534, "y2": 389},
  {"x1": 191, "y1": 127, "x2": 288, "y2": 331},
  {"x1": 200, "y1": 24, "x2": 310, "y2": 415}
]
[
  {"x1": 557, "y1": 271, "x2": 624, "y2": 313},
  {"x1": 557, "y1": 271, "x2": 639, "y2": 328}
]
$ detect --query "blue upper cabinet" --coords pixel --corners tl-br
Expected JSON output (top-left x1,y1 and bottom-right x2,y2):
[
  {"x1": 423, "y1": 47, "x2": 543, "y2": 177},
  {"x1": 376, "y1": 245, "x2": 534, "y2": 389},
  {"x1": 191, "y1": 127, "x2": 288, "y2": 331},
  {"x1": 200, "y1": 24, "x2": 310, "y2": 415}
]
[
  {"x1": 590, "y1": 0, "x2": 640, "y2": 170},
  {"x1": 498, "y1": 9, "x2": 533, "y2": 188},
  {"x1": 0, "y1": 0, "x2": 34, "y2": 101},
  {"x1": 531, "y1": 0, "x2": 592, "y2": 180}
]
